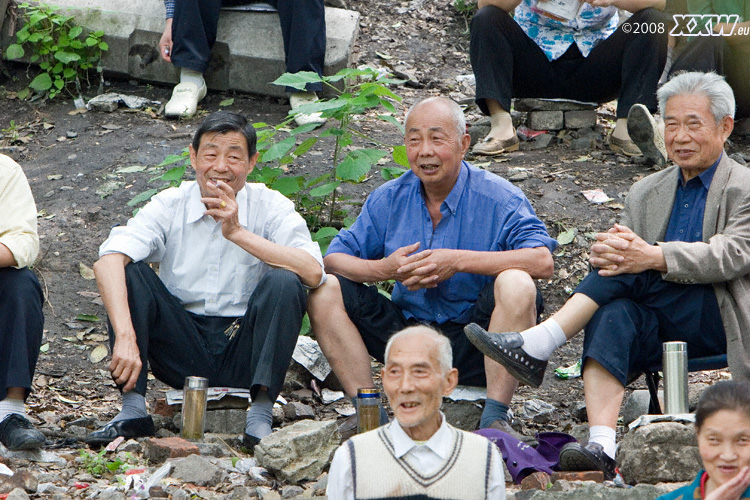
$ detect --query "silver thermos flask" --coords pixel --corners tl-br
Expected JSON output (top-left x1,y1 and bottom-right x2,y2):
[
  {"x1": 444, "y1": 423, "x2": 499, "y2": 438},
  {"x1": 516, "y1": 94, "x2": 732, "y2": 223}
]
[
  {"x1": 662, "y1": 342, "x2": 688, "y2": 414},
  {"x1": 181, "y1": 376, "x2": 209, "y2": 440}
]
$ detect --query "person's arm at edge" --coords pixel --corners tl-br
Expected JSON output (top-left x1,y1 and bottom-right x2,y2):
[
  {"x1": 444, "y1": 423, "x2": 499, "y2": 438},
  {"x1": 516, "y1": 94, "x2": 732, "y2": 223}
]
[
  {"x1": 326, "y1": 444, "x2": 355, "y2": 500},
  {"x1": 0, "y1": 243, "x2": 16, "y2": 268},
  {"x1": 478, "y1": 0, "x2": 524, "y2": 13},
  {"x1": 446, "y1": 246, "x2": 554, "y2": 279},
  {"x1": 93, "y1": 252, "x2": 142, "y2": 393}
]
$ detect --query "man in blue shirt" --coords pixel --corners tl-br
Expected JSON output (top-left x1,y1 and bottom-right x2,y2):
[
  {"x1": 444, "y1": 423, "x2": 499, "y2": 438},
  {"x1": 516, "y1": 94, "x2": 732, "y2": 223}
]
[
  {"x1": 466, "y1": 72, "x2": 750, "y2": 479},
  {"x1": 307, "y1": 97, "x2": 557, "y2": 439}
]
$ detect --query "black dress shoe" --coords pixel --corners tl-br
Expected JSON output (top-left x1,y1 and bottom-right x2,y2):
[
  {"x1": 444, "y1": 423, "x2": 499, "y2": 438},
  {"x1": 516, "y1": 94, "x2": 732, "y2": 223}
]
[
  {"x1": 0, "y1": 414, "x2": 45, "y2": 451},
  {"x1": 242, "y1": 433, "x2": 261, "y2": 450},
  {"x1": 487, "y1": 419, "x2": 538, "y2": 447},
  {"x1": 559, "y1": 442, "x2": 616, "y2": 480},
  {"x1": 464, "y1": 323, "x2": 548, "y2": 388},
  {"x1": 84, "y1": 416, "x2": 155, "y2": 446}
]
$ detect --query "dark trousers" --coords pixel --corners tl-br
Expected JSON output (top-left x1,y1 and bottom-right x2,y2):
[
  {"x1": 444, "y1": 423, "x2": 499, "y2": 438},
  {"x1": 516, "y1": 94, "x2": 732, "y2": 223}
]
[
  {"x1": 576, "y1": 270, "x2": 726, "y2": 385},
  {"x1": 336, "y1": 275, "x2": 544, "y2": 387},
  {"x1": 0, "y1": 268, "x2": 44, "y2": 401},
  {"x1": 470, "y1": 6, "x2": 668, "y2": 118},
  {"x1": 670, "y1": 36, "x2": 750, "y2": 119},
  {"x1": 114, "y1": 262, "x2": 306, "y2": 400},
  {"x1": 171, "y1": 0, "x2": 326, "y2": 92}
]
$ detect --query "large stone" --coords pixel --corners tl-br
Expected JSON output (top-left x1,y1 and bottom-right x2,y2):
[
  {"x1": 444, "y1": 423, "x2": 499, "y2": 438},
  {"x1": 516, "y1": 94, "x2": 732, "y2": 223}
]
[
  {"x1": 0, "y1": 0, "x2": 360, "y2": 98},
  {"x1": 528, "y1": 111, "x2": 564, "y2": 131},
  {"x1": 143, "y1": 437, "x2": 200, "y2": 464},
  {"x1": 509, "y1": 482, "x2": 673, "y2": 499},
  {"x1": 0, "y1": 470, "x2": 37, "y2": 494},
  {"x1": 442, "y1": 400, "x2": 482, "y2": 431},
  {"x1": 174, "y1": 408, "x2": 246, "y2": 434},
  {"x1": 172, "y1": 454, "x2": 227, "y2": 487},
  {"x1": 621, "y1": 389, "x2": 652, "y2": 426},
  {"x1": 5, "y1": 488, "x2": 29, "y2": 500},
  {"x1": 564, "y1": 110, "x2": 597, "y2": 129},
  {"x1": 618, "y1": 422, "x2": 701, "y2": 485},
  {"x1": 254, "y1": 420, "x2": 339, "y2": 484},
  {"x1": 514, "y1": 98, "x2": 598, "y2": 112}
]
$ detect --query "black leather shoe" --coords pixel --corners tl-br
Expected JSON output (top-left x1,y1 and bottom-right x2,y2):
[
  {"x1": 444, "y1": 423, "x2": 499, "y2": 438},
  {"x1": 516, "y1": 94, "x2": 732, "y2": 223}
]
[
  {"x1": 0, "y1": 414, "x2": 45, "y2": 451},
  {"x1": 487, "y1": 419, "x2": 538, "y2": 447},
  {"x1": 242, "y1": 433, "x2": 261, "y2": 450},
  {"x1": 559, "y1": 442, "x2": 616, "y2": 480},
  {"x1": 84, "y1": 416, "x2": 155, "y2": 446},
  {"x1": 464, "y1": 323, "x2": 548, "y2": 388}
]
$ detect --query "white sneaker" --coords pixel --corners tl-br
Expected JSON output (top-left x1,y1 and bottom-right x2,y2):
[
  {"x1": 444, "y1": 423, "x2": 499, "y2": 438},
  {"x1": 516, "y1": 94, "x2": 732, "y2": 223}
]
[
  {"x1": 289, "y1": 91, "x2": 326, "y2": 128},
  {"x1": 165, "y1": 81, "x2": 207, "y2": 119}
]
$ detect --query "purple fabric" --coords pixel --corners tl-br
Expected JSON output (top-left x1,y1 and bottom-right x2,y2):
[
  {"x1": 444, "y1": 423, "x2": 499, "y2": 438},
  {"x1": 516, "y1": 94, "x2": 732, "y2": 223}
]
[{"x1": 474, "y1": 429, "x2": 577, "y2": 483}]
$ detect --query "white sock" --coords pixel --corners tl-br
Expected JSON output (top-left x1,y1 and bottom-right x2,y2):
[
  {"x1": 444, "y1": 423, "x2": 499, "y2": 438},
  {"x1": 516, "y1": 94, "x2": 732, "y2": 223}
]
[
  {"x1": 612, "y1": 118, "x2": 630, "y2": 141},
  {"x1": 519, "y1": 318, "x2": 567, "y2": 360},
  {"x1": 179, "y1": 68, "x2": 205, "y2": 88},
  {"x1": 588, "y1": 425, "x2": 617, "y2": 459},
  {"x1": 0, "y1": 398, "x2": 26, "y2": 422},
  {"x1": 488, "y1": 111, "x2": 515, "y2": 141}
]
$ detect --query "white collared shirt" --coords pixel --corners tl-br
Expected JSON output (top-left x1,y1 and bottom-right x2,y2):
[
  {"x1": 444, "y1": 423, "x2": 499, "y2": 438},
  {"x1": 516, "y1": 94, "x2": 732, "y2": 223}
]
[
  {"x1": 327, "y1": 413, "x2": 506, "y2": 499},
  {"x1": 0, "y1": 154, "x2": 39, "y2": 269},
  {"x1": 99, "y1": 181, "x2": 324, "y2": 316}
]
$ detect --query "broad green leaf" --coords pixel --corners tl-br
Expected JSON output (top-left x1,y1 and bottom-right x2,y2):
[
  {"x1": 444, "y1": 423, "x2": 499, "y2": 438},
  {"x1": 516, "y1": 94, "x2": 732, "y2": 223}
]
[
  {"x1": 127, "y1": 188, "x2": 158, "y2": 207},
  {"x1": 312, "y1": 226, "x2": 339, "y2": 241},
  {"x1": 16, "y1": 88, "x2": 30, "y2": 100},
  {"x1": 309, "y1": 181, "x2": 340, "y2": 198},
  {"x1": 392, "y1": 145, "x2": 410, "y2": 168},
  {"x1": 377, "y1": 114, "x2": 404, "y2": 134},
  {"x1": 293, "y1": 137, "x2": 317, "y2": 157},
  {"x1": 272, "y1": 71, "x2": 323, "y2": 91},
  {"x1": 219, "y1": 98, "x2": 234, "y2": 107},
  {"x1": 336, "y1": 149, "x2": 386, "y2": 182},
  {"x1": 271, "y1": 176, "x2": 304, "y2": 196},
  {"x1": 261, "y1": 136, "x2": 296, "y2": 162},
  {"x1": 381, "y1": 166, "x2": 407, "y2": 180},
  {"x1": 157, "y1": 152, "x2": 189, "y2": 167},
  {"x1": 557, "y1": 228, "x2": 578, "y2": 245},
  {"x1": 160, "y1": 165, "x2": 186, "y2": 182},
  {"x1": 289, "y1": 122, "x2": 321, "y2": 136},
  {"x1": 68, "y1": 26, "x2": 83, "y2": 38},
  {"x1": 54, "y1": 51, "x2": 80, "y2": 63},
  {"x1": 29, "y1": 73, "x2": 52, "y2": 91},
  {"x1": 99, "y1": 42, "x2": 108, "y2": 51},
  {"x1": 76, "y1": 314, "x2": 100, "y2": 322},
  {"x1": 299, "y1": 313, "x2": 311, "y2": 336},
  {"x1": 5, "y1": 44, "x2": 24, "y2": 59},
  {"x1": 63, "y1": 68, "x2": 76, "y2": 79}
]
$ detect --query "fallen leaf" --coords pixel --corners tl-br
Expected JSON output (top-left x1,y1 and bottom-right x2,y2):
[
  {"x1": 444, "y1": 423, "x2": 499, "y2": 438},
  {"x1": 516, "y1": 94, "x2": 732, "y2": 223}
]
[
  {"x1": 557, "y1": 228, "x2": 578, "y2": 245},
  {"x1": 39, "y1": 343, "x2": 50, "y2": 353},
  {"x1": 79, "y1": 262, "x2": 95, "y2": 280},
  {"x1": 101, "y1": 123, "x2": 122, "y2": 130},
  {"x1": 116, "y1": 165, "x2": 147, "y2": 173},
  {"x1": 43, "y1": 122, "x2": 54, "y2": 129},
  {"x1": 219, "y1": 98, "x2": 235, "y2": 107},
  {"x1": 76, "y1": 314, "x2": 100, "y2": 322},
  {"x1": 47, "y1": 174, "x2": 63, "y2": 180},
  {"x1": 68, "y1": 108, "x2": 88, "y2": 116},
  {"x1": 89, "y1": 345, "x2": 108, "y2": 363},
  {"x1": 77, "y1": 291, "x2": 100, "y2": 298}
]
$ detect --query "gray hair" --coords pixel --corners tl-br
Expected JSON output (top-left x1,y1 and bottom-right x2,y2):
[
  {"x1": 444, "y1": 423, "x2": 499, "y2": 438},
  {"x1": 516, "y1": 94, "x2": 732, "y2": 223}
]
[
  {"x1": 658, "y1": 71, "x2": 735, "y2": 122},
  {"x1": 404, "y1": 97, "x2": 466, "y2": 138},
  {"x1": 384, "y1": 325, "x2": 453, "y2": 375}
]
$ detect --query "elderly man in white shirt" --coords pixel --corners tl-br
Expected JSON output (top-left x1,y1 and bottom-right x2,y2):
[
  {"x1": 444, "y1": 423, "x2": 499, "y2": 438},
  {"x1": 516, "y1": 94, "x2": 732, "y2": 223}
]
[
  {"x1": 87, "y1": 111, "x2": 324, "y2": 448},
  {"x1": 0, "y1": 154, "x2": 46, "y2": 451},
  {"x1": 327, "y1": 325, "x2": 506, "y2": 500}
]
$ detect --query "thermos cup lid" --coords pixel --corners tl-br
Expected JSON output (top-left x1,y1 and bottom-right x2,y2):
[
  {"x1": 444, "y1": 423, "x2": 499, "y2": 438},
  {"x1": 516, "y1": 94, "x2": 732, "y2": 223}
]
[
  {"x1": 357, "y1": 387, "x2": 380, "y2": 398},
  {"x1": 663, "y1": 341, "x2": 687, "y2": 353},
  {"x1": 185, "y1": 376, "x2": 209, "y2": 389}
]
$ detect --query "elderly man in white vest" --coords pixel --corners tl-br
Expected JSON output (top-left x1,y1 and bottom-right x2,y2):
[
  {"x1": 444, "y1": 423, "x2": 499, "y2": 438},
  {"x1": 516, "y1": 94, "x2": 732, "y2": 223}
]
[{"x1": 327, "y1": 325, "x2": 506, "y2": 500}]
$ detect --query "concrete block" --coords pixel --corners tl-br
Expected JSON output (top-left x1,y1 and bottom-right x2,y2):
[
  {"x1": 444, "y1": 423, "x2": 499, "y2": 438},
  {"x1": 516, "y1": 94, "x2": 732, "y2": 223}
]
[
  {"x1": 2, "y1": 0, "x2": 360, "y2": 98},
  {"x1": 515, "y1": 98, "x2": 598, "y2": 112},
  {"x1": 175, "y1": 408, "x2": 246, "y2": 434},
  {"x1": 564, "y1": 110, "x2": 597, "y2": 129},
  {"x1": 528, "y1": 110, "x2": 564, "y2": 131}
]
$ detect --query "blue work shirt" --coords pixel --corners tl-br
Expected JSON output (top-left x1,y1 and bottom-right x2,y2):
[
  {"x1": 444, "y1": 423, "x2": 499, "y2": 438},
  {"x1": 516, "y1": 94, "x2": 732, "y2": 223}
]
[
  {"x1": 327, "y1": 161, "x2": 558, "y2": 324},
  {"x1": 664, "y1": 154, "x2": 721, "y2": 243}
]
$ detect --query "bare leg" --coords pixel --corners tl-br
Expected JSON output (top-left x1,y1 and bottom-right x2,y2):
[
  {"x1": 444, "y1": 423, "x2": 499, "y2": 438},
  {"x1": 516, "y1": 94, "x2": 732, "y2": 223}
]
[
  {"x1": 582, "y1": 358, "x2": 625, "y2": 429},
  {"x1": 4, "y1": 387, "x2": 25, "y2": 400},
  {"x1": 549, "y1": 293, "x2": 601, "y2": 340},
  {"x1": 307, "y1": 275, "x2": 374, "y2": 399}
]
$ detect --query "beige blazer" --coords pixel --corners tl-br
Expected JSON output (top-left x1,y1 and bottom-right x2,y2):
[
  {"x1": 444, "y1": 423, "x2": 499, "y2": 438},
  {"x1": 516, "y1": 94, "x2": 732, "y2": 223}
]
[{"x1": 620, "y1": 154, "x2": 750, "y2": 381}]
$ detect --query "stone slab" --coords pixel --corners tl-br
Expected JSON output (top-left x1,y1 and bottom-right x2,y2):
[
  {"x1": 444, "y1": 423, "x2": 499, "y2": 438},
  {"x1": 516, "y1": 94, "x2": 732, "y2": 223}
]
[
  {"x1": 515, "y1": 98, "x2": 598, "y2": 112},
  {"x1": 174, "y1": 408, "x2": 246, "y2": 434},
  {"x1": 564, "y1": 110, "x2": 597, "y2": 129},
  {"x1": 528, "y1": 110, "x2": 564, "y2": 131},
  {"x1": 1, "y1": 0, "x2": 359, "y2": 98}
]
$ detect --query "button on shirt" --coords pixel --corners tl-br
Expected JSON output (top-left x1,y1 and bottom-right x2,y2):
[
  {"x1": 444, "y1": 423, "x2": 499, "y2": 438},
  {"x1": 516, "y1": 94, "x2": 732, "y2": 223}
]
[
  {"x1": 327, "y1": 414, "x2": 506, "y2": 500},
  {"x1": 514, "y1": 0, "x2": 619, "y2": 61},
  {"x1": 0, "y1": 154, "x2": 39, "y2": 269},
  {"x1": 99, "y1": 181, "x2": 324, "y2": 317},
  {"x1": 327, "y1": 162, "x2": 557, "y2": 324},
  {"x1": 664, "y1": 155, "x2": 721, "y2": 243}
]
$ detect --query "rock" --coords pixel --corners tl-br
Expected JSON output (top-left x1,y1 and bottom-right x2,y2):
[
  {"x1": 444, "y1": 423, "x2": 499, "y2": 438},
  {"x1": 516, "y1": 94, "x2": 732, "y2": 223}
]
[
  {"x1": 0, "y1": 470, "x2": 37, "y2": 494},
  {"x1": 618, "y1": 422, "x2": 701, "y2": 484},
  {"x1": 283, "y1": 360, "x2": 314, "y2": 392},
  {"x1": 170, "y1": 489, "x2": 192, "y2": 500},
  {"x1": 531, "y1": 133, "x2": 554, "y2": 149},
  {"x1": 688, "y1": 382, "x2": 709, "y2": 411},
  {"x1": 571, "y1": 136, "x2": 596, "y2": 151},
  {"x1": 281, "y1": 485, "x2": 305, "y2": 497},
  {"x1": 259, "y1": 488, "x2": 282, "y2": 500},
  {"x1": 522, "y1": 399, "x2": 555, "y2": 424},
  {"x1": 509, "y1": 482, "x2": 672, "y2": 499},
  {"x1": 528, "y1": 111, "x2": 564, "y2": 131},
  {"x1": 143, "y1": 437, "x2": 200, "y2": 464},
  {"x1": 514, "y1": 98, "x2": 598, "y2": 112},
  {"x1": 254, "y1": 420, "x2": 340, "y2": 484},
  {"x1": 521, "y1": 471, "x2": 551, "y2": 491},
  {"x1": 97, "y1": 489, "x2": 126, "y2": 500},
  {"x1": 172, "y1": 455, "x2": 227, "y2": 487},
  {"x1": 312, "y1": 472, "x2": 328, "y2": 494},
  {"x1": 468, "y1": 123, "x2": 490, "y2": 147},
  {"x1": 224, "y1": 486, "x2": 258, "y2": 498},
  {"x1": 568, "y1": 423, "x2": 589, "y2": 444},
  {"x1": 621, "y1": 389, "x2": 651, "y2": 425},
  {"x1": 551, "y1": 471, "x2": 603, "y2": 483},
  {"x1": 442, "y1": 400, "x2": 482, "y2": 431},
  {"x1": 564, "y1": 110, "x2": 597, "y2": 129},
  {"x1": 283, "y1": 402, "x2": 315, "y2": 421},
  {"x1": 730, "y1": 152, "x2": 747, "y2": 165},
  {"x1": 196, "y1": 441, "x2": 231, "y2": 457},
  {"x1": 5, "y1": 488, "x2": 30, "y2": 500}
]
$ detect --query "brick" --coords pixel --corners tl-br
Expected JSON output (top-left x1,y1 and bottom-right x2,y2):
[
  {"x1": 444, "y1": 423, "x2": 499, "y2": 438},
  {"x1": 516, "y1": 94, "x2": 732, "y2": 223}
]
[
  {"x1": 551, "y1": 470, "x2": 605, "y2": 483},
  {"x1": 521, "y1": 471, "x2": 551, "y2": 491},
  {"x1": 564, "y1": 109, "x2": 597, "y2": 129},
  {"x1": 143, "y1": 437, "x2": 200, "y2": 464},
  {"x1": 528, "y1": 110, "x2": 564, "y2": 131},
  {"x1": 153, "y1": 398, "x2": 176, "y2": 417}
]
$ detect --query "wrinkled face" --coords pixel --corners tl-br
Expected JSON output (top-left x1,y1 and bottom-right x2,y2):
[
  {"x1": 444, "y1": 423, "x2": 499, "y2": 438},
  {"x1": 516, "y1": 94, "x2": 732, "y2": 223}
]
[
  {"x1": 190, "y1": 131, "x2": 258, "y2": 196},
  {"x1": 663, "y1": 94, "x2": 733, "y2": 179},
  {"x1": 382, "y1": 332, "x2": 458, "y2": 441},
  {"x1": 404, "y1": 101, "x2": 470, "y2": 194},
  {"x1": 698, "y1": 409, "x2": 750, "y2": 493}
]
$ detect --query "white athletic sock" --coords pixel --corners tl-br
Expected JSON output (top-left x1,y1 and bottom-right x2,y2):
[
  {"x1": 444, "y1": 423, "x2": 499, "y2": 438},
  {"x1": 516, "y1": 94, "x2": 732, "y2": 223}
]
[
  {"x1": 179, "y1": 68, "x2": 205, "y2": 88},
  {"x1": 519, "y1": 318, "x2": 567, "y2": 360},
  {"x1": 0, "y1": 398, "x2": 26, "y2": 422},
  {"x1": 588, "y1": 425, "x2": 617, "y2": 459}
]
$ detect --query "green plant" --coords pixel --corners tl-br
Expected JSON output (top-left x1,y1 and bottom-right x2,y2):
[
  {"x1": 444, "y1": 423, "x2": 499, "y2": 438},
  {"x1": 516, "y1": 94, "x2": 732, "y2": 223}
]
[
  {"x1": 1, "y1": 120, "x2": 19, "y2": 145},
  {"x1": 5, "y1": 2, "x2": 108, "y2": 99},
  {"x1": 78, "y1": 449, "x2": 135, "y2": 477},
  {"x1": 453, "y1": 0, "x2": 478, "y2": 16}
]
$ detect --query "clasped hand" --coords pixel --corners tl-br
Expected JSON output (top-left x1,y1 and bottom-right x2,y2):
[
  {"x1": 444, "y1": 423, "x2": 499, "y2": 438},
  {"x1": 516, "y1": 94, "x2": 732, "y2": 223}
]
[
  {"x1": 589, "y1": 224, "x2": 658, "y2": 276},
  {"x1": 384, "y1": 242, "x2": 458, "y2": 291}
]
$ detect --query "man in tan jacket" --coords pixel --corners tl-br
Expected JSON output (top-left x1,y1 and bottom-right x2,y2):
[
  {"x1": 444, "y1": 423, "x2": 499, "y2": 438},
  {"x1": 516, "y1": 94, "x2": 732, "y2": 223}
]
[{"x1": 466, "y1": 71, "x2": 750, "y2": 479}]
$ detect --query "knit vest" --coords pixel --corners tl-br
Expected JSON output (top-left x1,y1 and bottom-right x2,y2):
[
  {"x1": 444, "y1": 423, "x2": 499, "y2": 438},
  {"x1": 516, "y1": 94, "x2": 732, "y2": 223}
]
[{"x1": 347, "y1": 424, "x2": 495, "y2": 500}]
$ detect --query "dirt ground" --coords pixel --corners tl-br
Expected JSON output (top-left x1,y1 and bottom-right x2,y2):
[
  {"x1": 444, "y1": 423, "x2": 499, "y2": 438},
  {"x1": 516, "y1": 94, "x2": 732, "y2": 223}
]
[{"x1": 1, "y1": 0, "x2": 748, "y2": 457}]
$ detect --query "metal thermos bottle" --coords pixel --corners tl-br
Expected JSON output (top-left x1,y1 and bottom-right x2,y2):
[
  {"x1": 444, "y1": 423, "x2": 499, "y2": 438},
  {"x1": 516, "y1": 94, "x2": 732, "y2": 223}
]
[
  {"x1": 662, "y1": 342, "x2": 688, "y2": 414},
  {"x1": 181, "y1": 376, "x2": 209, "y2": 440},
  {"x1": 357, "y1": 388, "x2": 382, "y2": 434}
]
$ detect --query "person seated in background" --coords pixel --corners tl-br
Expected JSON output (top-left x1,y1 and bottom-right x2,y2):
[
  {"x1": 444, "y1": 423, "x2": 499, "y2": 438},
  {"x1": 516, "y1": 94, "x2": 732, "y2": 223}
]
[
  {"x1": 307, "y1": 96, "x2": 557, "y2": 445},
  {"x1": 327, "y1": 325, "x2": 506, "y2": 500},
  {"x1": 159, "y1": 0, "x2": 326, "y2": 123},
  {"x1": 0, "y1": 154, "x2": 45, "y2": 451},
  {"x1": 466, "y1": 72, "x2": 750, "y2": 479},
  {"x1": 469, "y1": 0, "x2": 668, "y2": 156},
  {"x1": 86, "y1": 111, "x2": 324, "y2": 448},
  {"x1": 655, "y1": 380, "x2": 750, "y2": 500}
]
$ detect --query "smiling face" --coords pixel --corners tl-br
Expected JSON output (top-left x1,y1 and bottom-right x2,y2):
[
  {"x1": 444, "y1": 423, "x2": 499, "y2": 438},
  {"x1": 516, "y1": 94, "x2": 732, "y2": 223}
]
[
  {"x1": 382, "y1": 330, "x2": 458, "y2": 442},
  {"x1": 404, "y1": 99, "x2": 470, "y2": 198},
  {"x1": 663, "y1": 93, "x2": 733, "y2": 180},
  {"x1": 189, "y1": 130, "x2": 259, "y2": 196},
  {"x1": 698, "y1": 409, "x2": 750, "y2": 494}
]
